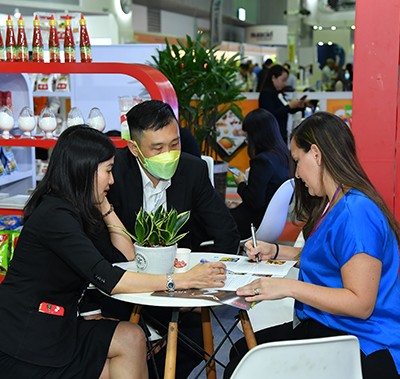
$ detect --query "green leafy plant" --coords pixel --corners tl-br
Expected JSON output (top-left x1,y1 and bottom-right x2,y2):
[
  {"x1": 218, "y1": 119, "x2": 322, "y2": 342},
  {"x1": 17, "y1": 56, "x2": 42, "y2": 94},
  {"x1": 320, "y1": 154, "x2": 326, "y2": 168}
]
[
  {"x1": 110, "y1": 206, "x2": 190, "y2": 247},
  {"x1": 152, "y1": 33, "x2": 245, "y2": 157}
]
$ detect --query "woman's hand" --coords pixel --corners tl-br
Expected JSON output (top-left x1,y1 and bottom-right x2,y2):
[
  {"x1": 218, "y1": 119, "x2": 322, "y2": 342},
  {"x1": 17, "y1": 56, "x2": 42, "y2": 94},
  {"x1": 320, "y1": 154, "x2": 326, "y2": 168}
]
[
  {"x1": 244, "y1": 239, "x2": 277, "y2": 261},
  {"x1": 233, "y1": 171, "x2": 246, "y2": 185},
  {"x1": 236, "y1": 277, "x2": 291, "y2": 302},
  {"x1": 288, "y1": 99, "x2": 305, "y2": 109},
  {"x1": 176, "y1": 262, "x2": 227, "y2": 289}
]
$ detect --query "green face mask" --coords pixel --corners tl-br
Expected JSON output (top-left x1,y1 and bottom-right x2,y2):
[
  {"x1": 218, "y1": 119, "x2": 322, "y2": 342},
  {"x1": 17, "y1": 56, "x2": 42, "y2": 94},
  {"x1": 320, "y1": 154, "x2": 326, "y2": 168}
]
[{"x1": 135, "y1": 142, "x2": 180, "y2": 180}]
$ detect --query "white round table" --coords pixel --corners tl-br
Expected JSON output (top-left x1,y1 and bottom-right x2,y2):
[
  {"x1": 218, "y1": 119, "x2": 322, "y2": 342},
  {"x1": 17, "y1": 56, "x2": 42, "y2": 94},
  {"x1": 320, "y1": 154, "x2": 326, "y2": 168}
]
[{"x1": 111, "y1": 252, "x2": 256, "y2": 379}]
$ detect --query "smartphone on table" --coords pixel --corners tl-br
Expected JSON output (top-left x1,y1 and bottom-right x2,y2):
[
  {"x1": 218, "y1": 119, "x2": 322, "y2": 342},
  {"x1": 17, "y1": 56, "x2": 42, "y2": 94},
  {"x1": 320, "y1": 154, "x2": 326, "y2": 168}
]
[{"x1": 228, "y1": 167, "x2": 241, "y2": 176}]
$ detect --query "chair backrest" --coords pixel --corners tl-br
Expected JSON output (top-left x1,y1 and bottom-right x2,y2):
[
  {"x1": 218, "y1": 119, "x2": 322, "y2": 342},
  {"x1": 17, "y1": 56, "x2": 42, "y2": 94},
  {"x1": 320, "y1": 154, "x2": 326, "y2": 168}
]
[
  {"x1": 201, "y1": 155, "x2": 214, "y2": 187},
  {"x1": 230, "y1": 335, "x2": 363, "y2": 379},
  {"x1": 255, "y1": 178, "x2": 294, "y2": 242}
]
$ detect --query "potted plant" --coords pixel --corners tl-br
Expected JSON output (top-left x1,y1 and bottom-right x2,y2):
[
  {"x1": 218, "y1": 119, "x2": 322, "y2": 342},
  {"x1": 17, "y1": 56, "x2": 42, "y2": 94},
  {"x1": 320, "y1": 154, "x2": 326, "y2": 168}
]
[
  {"x1": 151, "y1": 33, "x2": 245, "y2": 158},
  {"x1": 111, "y1": 206, "x2": 190, "y2": 274}
]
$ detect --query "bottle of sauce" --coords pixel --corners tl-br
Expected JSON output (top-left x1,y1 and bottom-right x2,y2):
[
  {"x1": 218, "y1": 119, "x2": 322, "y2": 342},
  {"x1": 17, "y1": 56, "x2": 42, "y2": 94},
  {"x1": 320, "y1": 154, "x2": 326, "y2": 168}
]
[
  {"x1": 0, "y1": 27, "x2": 4, "y2": 61},
  {"x1": 5, "y1": 15, "x2": 16, "y2": 62},
  {"x1": 16, "y1": 15, "x2": 28, "y2": 62},
  {"x1": 79, "y1": 14, "x2": 92, "y2": 63},
  {"x1": 63, "y1": 15, "x2": 75, "y2": 63},
  {"x1": 32, "y1": 15, "x2": 44, "y2": 63},
  {"x1": 48, "y1": 15, "x2": 60, "y2": 63}
]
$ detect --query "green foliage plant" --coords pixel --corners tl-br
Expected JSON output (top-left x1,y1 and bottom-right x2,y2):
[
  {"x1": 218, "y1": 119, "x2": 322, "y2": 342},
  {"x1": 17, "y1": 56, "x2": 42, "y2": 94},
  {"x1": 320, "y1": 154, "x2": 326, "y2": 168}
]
[
  {"x1": 110, "y1": 206, "x2": 190, "y2": 247},
  {"x1": 152, "y1": 32, "x2": 245, "y2": 157}
]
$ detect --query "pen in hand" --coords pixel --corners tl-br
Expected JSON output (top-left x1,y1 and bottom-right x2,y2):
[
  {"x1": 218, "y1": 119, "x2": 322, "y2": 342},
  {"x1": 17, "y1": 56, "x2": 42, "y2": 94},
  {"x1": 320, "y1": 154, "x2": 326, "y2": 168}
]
[{"x1": 251, "y1": 223, "x2": 261, "y2": 263}]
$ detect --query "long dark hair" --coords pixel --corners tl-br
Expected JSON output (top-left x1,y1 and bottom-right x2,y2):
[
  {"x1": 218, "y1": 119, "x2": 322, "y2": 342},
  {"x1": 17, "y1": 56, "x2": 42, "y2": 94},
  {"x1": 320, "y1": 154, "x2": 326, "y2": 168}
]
[
  {"x1": 242, "y1": 108, "x2": 290, "y2": 166},
  {"x1": 291, "y1": 112, "x2": 400, "y2": 243},
  {"x1": 262, "y1": 64, "x2": 289, "y2": 92},
  {"x1": 24, "y1": 125, "x2": 116, "y2": 236}
]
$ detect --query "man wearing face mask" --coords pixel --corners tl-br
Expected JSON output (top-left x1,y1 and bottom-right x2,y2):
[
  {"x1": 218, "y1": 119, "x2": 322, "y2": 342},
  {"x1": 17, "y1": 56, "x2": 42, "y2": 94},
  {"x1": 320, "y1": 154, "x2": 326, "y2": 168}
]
[
  {"x1": 108, "y1": 99, "x2": 240, "y2": 254},
  {"x1": 105, "y1": 99, "x2": 240, "y2": 378}
]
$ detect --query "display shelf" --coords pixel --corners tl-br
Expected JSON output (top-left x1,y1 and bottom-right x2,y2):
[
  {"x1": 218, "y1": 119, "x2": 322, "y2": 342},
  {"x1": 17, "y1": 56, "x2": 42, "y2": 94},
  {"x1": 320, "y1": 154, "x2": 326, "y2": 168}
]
[
  {"x1": 0, "y1": 209, "x2": 23, "y2": 216},
  {"x1": 0, "y1": 72, "x2": 35, "y2": 198},
  {"x1": 0, "y1": 170, "x2": 35, "y2": 187},
  {"x1": 33, "y1": 91, "x2": 71, "y2": 98},
  {"x1": 0, "y1": 62, "x2": 178, "y2": 114},
  {"x1": 0, "y1": 136, "x2": 127, "y2": 149},
  {"x1": 0, "y1": 61, "x2": 176, "y2": 209}
]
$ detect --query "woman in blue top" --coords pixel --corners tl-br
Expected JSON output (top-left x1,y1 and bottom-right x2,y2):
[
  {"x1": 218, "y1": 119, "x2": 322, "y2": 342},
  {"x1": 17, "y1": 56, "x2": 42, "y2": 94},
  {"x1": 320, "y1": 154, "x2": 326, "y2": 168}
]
[{"x1": 224, "y1": 112, "x2": 400, "y2": 379}]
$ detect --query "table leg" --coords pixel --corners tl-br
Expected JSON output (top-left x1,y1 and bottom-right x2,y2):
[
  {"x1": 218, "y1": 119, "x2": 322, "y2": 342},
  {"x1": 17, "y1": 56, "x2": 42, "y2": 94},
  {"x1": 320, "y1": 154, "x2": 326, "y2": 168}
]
[
  {"x1": 164, "y1": 309, "x2": 179, "y2": 379},
  {"x1": 129, "y1": 304, "x2": 142, "y2": 324},
  {"x1": 239, "y1": 309, "x2": 257, "y2": 350},
  {"x1": 201, "y1": 308, "x2": 216, "y2": 379}
]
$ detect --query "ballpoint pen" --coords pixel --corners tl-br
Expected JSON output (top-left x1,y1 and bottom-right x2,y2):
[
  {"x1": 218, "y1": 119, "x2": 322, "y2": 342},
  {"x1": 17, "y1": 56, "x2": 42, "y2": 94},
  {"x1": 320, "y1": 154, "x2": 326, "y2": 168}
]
[
  {"x1": 200, "y1": 259, "x2": 234, "y2": 274},
  {"x1": 250, "y1": 223, "x2": 261, "y2": 263}
]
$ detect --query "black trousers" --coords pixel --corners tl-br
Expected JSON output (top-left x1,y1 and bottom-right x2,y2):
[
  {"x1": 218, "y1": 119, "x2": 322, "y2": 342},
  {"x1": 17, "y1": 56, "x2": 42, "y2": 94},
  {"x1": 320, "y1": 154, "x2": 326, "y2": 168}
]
[{"x1": 224, "y1": 320, "x2": 399, "y2": 379}]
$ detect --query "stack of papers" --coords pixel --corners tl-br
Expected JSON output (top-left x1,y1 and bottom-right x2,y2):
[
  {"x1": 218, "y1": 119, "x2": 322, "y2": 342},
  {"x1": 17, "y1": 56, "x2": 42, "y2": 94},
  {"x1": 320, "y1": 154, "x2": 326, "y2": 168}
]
[
  {"x1": 219, "y1": 256, "x2": 297, "y2": 277},
  {"x1": 203, "y1": 255, "x2": 297, "y2": 291}
]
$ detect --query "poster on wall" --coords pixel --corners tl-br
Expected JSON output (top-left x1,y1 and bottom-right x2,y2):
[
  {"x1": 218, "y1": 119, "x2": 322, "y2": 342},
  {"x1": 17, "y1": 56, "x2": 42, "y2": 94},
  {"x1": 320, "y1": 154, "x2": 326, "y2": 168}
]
[
  {"x1": 215, "y1": 107, "x2": 246, "y2": 161},
  {"x1": 326, "y1": 99, "x2": 352, "y2": 127}
]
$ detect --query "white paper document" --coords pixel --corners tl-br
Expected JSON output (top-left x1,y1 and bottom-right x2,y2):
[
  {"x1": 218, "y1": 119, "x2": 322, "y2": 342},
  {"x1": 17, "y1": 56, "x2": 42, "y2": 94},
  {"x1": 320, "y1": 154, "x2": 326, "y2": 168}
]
[
  {"x1": 201, "y1": 255, "x2": 297, "y2": 277},
  {"x1": 218, "y1": 272, "x2": 270, "y2": 291}
]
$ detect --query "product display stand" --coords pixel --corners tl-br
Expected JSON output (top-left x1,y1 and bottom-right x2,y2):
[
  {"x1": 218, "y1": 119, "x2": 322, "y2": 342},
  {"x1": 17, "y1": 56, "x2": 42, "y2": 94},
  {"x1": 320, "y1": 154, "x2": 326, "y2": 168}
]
[{"x1": 0, "y1": 61, "x2": 178, "y2": 212}]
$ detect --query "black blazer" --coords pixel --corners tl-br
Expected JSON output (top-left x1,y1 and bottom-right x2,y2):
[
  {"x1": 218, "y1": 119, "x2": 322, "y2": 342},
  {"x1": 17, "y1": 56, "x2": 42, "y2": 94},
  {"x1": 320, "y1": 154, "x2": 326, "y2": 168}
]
[
  {"x1": 230, "y1": 151, "x2": 289, "y2": 239},
  {"x1": 108, "y1": 148, "x2": 240, "y2": 254},
  {"x1": 259, "y1": 87, "x2": 302, "y2": 143},
  {"x1": 0, "y1": 195, "x2": 126, "y2": 367}
]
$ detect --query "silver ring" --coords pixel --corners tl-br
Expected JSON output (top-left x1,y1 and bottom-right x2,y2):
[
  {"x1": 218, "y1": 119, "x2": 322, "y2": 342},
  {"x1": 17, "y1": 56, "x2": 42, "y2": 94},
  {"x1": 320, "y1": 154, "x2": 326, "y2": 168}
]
[{"x1": 254, "y1": 288, "x2": 260, "y2": 295}]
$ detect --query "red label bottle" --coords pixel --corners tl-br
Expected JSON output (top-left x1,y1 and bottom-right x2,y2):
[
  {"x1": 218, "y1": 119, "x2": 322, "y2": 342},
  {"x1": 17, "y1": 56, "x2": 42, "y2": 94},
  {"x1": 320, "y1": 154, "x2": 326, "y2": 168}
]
[
  {"x1": 48, "y1": 15, "x2": 60, "y2": 63},
  {"x1": 5, "y1": 15, "x2": 16, "y2": 62},
  {"x1": 0, "y1": 28, "x2": 4, "y2": 61},
  {"x1": 16, "y1": 15, "x2": 29, "y2": 62},
  {"x1": 63, "y1": 15, "x2": 75, "y2": 63},
  {"x1": 32, "y1": 15, "x2": 44, "y2": 62},
  {"x1": 79, "y1": 14, "x2": 92, "y2": 63}
]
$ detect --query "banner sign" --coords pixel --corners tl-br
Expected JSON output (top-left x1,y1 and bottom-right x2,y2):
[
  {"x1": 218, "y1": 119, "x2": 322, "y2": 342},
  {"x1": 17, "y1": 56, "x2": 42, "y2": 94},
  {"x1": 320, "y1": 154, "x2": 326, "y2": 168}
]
[{"x1": 246, "y1": 25, "x2": 288, "y2": 46}]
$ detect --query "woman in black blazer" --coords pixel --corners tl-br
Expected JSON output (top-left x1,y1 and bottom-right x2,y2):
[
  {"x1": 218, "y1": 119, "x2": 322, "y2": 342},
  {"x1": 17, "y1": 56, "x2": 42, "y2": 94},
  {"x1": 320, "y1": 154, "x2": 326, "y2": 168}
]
[
  {"x1": 259, "y1": 64, "x2": 306, "y2": 144},
  {"x1": 230, "y1": 109, "x2": 291, "y2": 239},
  {"x1": 0, "y1": 126, "x2": 226, "y2": 379}
]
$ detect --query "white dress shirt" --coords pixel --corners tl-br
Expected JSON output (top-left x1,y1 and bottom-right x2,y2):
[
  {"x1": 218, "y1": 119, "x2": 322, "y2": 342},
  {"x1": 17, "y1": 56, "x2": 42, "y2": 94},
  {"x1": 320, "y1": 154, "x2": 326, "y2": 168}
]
[{"x1": 137, "y1": 159, "x2": 171, "y2": 213}]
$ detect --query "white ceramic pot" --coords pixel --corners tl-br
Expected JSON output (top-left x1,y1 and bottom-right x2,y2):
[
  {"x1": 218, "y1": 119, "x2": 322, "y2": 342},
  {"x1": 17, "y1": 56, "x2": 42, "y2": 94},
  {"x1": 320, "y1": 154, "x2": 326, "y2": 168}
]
[{"x1": 134, "y1": 243, "x2": 177, "y2": 274}]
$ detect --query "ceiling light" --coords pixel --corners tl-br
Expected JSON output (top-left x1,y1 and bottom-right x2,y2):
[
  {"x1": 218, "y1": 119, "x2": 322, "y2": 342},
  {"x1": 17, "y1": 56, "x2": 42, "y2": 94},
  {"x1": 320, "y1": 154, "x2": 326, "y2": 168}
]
[
  {"x1": 318, "y1": 41, "x2": 324, "y2": 46},
  {"x1": 237, "y1": 7, "x2": 246, "y2": 21},
  {"x1": 331, "y1": 26, "x2": 337, "y2": 30},
  {"x1": 351, "y1": 25, "x2": 356, "y2": 30},
  {"x1": 313, "y1": 25, "x2": 318, "y2": 30},
  {"x1": 14, "y1": 8, "x2": 21, "y2": 19}
]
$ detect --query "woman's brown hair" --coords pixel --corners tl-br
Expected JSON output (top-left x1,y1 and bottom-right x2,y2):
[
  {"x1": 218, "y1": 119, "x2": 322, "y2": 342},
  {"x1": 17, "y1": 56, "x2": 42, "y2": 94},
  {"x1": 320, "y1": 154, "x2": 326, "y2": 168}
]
[{"x1": 291, "y1": 112, "x2": 400, "y2": 244}]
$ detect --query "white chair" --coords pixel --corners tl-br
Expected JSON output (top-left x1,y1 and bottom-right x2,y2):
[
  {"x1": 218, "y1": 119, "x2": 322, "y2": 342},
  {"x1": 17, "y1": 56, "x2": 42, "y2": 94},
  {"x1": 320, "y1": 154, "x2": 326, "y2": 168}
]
[
  {"x1": 201, "y1": 155, "x2": 214, "y2": 187},
  {"x1": 238, "y1": 178, "x2": 295, "y2": 252},
  {"x1": 254, "y1": 177, "x2": 295, "y2": 242},
  {"x1": 230, "y1": 335, "x2": 363, "y2": 379},
  {"x1": 198, "y1": 155, "x2": 215, "y2": 248}
]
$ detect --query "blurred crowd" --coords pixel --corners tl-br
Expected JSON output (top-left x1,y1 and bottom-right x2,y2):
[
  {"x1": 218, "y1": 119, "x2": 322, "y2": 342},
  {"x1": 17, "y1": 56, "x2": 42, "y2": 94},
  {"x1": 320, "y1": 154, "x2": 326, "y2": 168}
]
[{"x1": 235, "y1": 57, "x2": 353, "y2": 93}]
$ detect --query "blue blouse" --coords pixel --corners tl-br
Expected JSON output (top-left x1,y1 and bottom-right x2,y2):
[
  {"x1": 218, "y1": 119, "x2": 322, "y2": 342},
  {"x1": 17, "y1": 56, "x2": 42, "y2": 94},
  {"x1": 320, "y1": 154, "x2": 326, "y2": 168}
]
[{"x1": 295, "y1": 189, "x2": 400, "y2": 373}]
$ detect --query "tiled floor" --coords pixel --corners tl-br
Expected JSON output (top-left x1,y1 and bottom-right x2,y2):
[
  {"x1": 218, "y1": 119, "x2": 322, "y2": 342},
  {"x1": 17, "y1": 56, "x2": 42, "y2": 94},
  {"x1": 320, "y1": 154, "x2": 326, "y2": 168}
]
[{"x1": 188, "y1": 305, "x2": 244, "y2": 379}]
